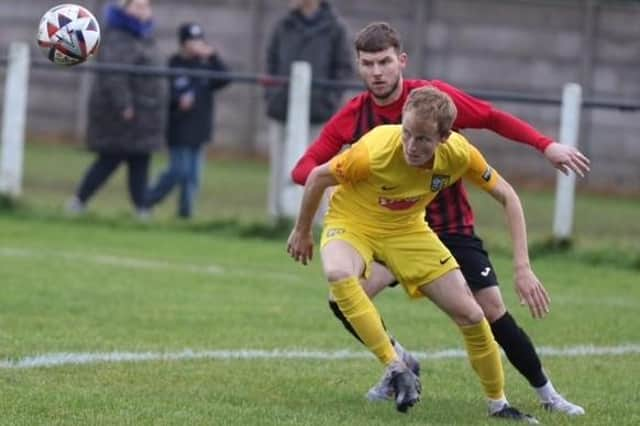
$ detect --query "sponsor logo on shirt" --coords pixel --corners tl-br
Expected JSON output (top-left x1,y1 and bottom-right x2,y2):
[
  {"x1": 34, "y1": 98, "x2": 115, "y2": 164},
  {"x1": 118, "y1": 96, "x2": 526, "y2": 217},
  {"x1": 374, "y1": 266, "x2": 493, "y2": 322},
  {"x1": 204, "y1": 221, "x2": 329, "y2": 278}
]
[{"x1": 378, "y1": 196, "x2": 421, "y2": 210}]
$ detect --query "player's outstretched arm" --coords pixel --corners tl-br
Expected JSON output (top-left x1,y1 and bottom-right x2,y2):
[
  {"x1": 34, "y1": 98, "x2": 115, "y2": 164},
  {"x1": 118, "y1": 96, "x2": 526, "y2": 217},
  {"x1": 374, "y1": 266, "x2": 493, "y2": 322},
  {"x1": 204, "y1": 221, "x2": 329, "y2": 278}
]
[
  {"x1": 434, "y1": 81, "x2": 591, "y2": 177},
  {"x1": 287, "y1": 164, "x2": 338, "y2": 265},
  {"x1": 543, "y1": 142, "x2": 591, "y2": 177},
  {"x1": 487, "y1": 177, "x2": 550, "y2": 319},
  {"x1": 291, "y1": 115, "x2": 352, "y2": 185}
]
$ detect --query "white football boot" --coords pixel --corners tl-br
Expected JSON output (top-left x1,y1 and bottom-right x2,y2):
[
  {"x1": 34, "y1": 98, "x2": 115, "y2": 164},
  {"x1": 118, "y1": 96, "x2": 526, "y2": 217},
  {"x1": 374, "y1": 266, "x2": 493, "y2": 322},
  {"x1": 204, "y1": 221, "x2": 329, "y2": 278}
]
[
  {"x1": 541, "y1": 394, "x2": 585, "y2": 416},
  {"x1": 366, "y1": 340, "x2": 421, "y2": 402}
]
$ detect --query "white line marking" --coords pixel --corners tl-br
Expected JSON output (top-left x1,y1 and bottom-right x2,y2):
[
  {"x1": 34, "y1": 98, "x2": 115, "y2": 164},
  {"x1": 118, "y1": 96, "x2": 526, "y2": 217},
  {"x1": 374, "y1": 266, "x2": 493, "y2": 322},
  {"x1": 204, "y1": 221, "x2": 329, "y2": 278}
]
[
  {"x1": 2, "y1": 344, "x2": 639, "y2": 369},
  {"x1": 0, "y1": 247, "x2": 300, "y2": 282}
]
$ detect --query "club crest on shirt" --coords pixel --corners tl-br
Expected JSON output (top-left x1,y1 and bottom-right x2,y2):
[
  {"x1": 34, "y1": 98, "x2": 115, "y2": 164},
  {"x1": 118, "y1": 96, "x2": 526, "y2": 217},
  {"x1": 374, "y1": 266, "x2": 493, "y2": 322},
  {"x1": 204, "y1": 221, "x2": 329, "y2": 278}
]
[{"x1": 430, "y1": 174, "x2": 450, "y2": 192}]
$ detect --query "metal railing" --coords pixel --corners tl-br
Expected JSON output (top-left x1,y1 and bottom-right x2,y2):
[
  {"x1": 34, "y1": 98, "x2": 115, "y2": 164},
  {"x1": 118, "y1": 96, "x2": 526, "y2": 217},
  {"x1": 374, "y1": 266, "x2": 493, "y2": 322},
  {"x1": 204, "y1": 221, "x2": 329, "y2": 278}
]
[{"x1": 2, "y1": 56, "x2": 640, "y2": 112}]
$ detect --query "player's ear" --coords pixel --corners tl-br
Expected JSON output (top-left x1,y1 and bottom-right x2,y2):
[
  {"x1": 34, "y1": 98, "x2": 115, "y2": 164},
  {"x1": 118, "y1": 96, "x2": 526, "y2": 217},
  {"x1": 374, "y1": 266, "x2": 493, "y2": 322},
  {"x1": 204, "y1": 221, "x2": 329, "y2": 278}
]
[
  {"x1": 398, "y1": 52, "x2": 408, "y2": 68},
  {"x1": 439, "y1": 130, "x2": 452, "y2": 143}
]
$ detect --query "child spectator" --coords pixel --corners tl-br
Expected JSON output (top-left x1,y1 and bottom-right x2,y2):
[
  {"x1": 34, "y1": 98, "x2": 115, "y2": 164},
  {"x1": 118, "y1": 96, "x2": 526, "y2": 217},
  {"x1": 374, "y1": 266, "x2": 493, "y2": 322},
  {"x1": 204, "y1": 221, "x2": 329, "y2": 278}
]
[{"x1": 146, "y1": 22, "x2": 231, "y2": 218}]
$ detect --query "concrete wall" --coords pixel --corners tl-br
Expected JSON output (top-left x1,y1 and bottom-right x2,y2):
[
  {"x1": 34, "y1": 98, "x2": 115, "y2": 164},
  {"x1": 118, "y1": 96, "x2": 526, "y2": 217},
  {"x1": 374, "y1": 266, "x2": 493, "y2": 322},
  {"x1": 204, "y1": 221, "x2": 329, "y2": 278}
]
[{"x1": 1, "y1": 0, "x2": 639, "y2": 192}]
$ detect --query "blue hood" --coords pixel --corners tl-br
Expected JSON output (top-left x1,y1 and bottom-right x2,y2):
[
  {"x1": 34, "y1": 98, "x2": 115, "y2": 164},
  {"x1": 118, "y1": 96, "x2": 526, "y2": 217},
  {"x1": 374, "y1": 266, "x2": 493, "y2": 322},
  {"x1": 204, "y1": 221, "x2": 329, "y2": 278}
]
[{"x1": 104, "y1": 3, "x2": 154, "y2": 39}]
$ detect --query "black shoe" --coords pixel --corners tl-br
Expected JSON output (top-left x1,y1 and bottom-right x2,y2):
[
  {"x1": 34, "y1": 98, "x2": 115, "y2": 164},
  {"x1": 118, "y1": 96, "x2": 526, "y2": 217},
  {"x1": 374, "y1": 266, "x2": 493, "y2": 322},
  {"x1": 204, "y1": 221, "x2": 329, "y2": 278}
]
[
  {"x1": 388, "y1": 361, "x2": 421, "y2": 413},
  {"x1": 490, "y1": 405, "x2": 539, "y2": 423}
]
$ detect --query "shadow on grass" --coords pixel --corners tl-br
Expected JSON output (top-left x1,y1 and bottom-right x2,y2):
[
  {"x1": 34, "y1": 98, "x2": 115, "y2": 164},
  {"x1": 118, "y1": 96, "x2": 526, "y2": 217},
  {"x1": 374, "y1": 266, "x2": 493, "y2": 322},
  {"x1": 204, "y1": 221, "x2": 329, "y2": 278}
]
[
  {"x1": 0, "y1": 200, "x2": 305, "y2": 242},
  {"x1": 2, "y1": 201, "x2": 637, "y2": 270},
  {"x1": 488, "y1": 236, "x2": 640, "y2": 271},
  {"x1": 0, "y1": 194, "x2": 21, "y2": 210}
]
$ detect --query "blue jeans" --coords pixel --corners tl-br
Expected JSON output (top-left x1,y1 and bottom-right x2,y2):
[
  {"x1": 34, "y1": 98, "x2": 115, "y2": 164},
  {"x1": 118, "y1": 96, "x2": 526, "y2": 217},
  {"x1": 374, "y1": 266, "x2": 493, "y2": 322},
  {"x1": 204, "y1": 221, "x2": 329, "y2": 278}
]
[{"x1": 147, "y1": 145, "x2": 204, "y2": 218}]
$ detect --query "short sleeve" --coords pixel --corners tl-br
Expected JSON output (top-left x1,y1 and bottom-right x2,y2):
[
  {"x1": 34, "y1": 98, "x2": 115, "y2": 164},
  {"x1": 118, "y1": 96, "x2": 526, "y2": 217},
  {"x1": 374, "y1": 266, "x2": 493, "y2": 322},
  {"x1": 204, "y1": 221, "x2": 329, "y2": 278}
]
[
  {"x1": 328, "y1": 141, "x2": 371, "y2": 184},
  {"x1": 463, "y1": 144, "x2": 500, "y2": 191}
]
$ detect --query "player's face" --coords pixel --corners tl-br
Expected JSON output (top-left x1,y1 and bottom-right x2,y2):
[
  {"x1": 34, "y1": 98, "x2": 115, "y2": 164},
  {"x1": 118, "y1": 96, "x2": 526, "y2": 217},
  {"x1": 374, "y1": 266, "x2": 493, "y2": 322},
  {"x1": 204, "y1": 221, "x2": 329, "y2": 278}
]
[
  {"x1": 357, "y1": 48, "x2": 407, "y2": 105},
  {"x1": 401, "y1": 110, "x2": 446, "y2": 168}
]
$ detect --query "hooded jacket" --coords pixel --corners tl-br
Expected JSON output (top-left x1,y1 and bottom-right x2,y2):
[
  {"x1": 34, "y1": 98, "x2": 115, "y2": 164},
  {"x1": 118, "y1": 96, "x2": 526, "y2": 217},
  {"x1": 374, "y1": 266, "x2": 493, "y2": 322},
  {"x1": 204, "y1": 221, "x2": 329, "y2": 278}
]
[
  {"x1": 167, "y1": 53, "x2": 231, "y2": 147},
  {"x1": 265, "y1": 1, "x2": 353, "y2": 124},
  {"x1": 86, "y1": 4, "x2": 166, "y2": 154}
]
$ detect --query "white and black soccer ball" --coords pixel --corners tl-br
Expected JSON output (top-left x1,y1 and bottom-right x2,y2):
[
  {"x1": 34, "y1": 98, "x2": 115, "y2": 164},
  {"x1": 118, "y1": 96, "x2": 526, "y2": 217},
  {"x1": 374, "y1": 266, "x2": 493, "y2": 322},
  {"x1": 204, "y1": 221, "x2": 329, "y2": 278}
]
[{"x1": 37, "y1": 3, "x2": 101, "y2": 66}]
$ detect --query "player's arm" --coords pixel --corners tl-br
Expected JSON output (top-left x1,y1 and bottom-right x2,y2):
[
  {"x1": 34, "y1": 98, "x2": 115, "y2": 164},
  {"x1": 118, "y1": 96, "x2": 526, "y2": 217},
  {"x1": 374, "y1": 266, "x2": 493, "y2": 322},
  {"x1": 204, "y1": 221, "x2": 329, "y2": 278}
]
[
  {"x1": 433, "y1": 80, "x2": 590, "y2": 177},
  {"x1": 291, "y1": 111, "x2": 355, "y2": 185},
  {"x1": 288, "y1": 142, "x2": 370, "y2": 265},
  {"x1": 287, "y1": 164, "x2": 338, "y2": 266},
  {"x1": 464, "y1": 145, "x2": 550, "y2": 319},
  {"x1": 488, "y1": 177, "x2": 550, "y2": 319}
]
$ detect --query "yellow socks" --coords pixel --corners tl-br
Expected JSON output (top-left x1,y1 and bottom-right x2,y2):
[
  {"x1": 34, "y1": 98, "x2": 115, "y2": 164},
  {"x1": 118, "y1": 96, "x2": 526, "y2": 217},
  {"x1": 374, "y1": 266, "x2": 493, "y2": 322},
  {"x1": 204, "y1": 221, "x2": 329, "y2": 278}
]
[
  {"x1": 460, "y1": 318, "x2": 505, "y2": 400},
  {"x1": 329, "y1": 276, "x2": 397, "y2": 365}
]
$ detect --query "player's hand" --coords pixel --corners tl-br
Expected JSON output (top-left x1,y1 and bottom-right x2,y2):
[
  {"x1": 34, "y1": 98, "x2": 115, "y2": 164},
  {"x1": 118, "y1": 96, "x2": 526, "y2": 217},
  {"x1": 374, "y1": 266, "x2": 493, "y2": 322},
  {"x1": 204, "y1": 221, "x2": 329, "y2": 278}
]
[
  {"x1": 287, "y1": 228, "x2": 314, "y2": 265},
  {"x1": 544, "y1": 142, "x2": 591, "y2": 177},
  {"x1": 514, "y1": 267, "x2": 550, "y2": 319},
  {"x1": 122, "y1": 106, "x2": 135, "y2": 121}
]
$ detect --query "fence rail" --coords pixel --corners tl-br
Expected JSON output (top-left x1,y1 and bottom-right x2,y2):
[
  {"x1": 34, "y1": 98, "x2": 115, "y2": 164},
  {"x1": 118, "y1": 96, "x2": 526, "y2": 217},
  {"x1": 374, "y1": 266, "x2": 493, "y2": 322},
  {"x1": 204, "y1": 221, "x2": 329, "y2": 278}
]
[{"x1": 2, "y1": 56, "x2": 640, "y2": 111}]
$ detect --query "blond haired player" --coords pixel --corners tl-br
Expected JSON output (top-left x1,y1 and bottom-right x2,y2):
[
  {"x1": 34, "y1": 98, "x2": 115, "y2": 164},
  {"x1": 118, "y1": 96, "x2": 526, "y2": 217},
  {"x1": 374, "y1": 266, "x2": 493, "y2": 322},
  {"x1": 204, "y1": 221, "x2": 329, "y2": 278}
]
[{"x1": 287, "y1": 87, "x2": 543, "y2": 422}]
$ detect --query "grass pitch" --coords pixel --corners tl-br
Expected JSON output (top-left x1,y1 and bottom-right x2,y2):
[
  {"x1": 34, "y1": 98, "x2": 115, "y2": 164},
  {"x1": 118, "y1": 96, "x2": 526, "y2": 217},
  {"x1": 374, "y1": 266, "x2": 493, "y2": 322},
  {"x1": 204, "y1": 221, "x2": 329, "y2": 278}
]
[{"x1": 0, "y1": 142, "x2": 638, "y2": 425}]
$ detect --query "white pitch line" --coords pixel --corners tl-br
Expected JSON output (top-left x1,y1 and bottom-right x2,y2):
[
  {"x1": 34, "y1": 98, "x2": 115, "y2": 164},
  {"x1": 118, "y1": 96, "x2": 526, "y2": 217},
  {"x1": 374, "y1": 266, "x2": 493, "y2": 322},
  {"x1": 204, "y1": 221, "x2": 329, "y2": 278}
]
[
  {"x1": 0, "y1": 247, "x2": 300, "y2": 282},
  {"x1": 1, "y1": 344, "x2": 639, "y2": 369}
]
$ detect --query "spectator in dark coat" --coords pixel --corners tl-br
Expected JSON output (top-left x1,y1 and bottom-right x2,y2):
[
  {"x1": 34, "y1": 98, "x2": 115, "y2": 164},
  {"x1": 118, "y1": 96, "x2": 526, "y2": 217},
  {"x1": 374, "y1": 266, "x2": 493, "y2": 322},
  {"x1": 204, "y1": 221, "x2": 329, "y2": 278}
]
[
  {"x1": 67, "y1": 0, "x2": 165, "y2": 219},
  {"x1": 264, "y1": 0, "x2": 353, "y2": 219},
  {"x1": 146, "y1": 23, "x2": 231, "y2": 219}
]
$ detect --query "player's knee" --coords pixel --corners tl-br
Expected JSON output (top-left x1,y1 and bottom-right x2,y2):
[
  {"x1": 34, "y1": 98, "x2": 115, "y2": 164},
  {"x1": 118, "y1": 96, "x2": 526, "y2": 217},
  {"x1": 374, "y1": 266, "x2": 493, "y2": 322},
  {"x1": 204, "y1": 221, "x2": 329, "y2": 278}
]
[
  {"x1": 474, "y1": 289, "x2": 507, "y2": 323},
  {"x1": 480, "y1": 301, "x2": 506, "y2": 323},
  {"x1": 324, "y1": 268, "x2": 356, "y2": 284},
  {"x1": 453, "y1": 302, "x2": 485, "y2": 326}
]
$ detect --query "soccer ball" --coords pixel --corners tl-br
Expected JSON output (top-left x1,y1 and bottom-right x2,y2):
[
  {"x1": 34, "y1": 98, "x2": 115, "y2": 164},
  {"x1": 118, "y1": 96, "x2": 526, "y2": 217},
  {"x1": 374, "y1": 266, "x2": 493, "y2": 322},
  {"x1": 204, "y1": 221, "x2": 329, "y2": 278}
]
[{"x1": 36, "y1": 4, "x2": 101, "y2": 66}]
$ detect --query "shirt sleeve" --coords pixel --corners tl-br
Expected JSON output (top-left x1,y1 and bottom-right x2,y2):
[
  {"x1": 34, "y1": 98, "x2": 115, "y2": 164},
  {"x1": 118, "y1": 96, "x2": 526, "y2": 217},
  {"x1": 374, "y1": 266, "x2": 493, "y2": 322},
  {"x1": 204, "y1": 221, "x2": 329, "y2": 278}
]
[
  {"x1": 328, "y1": 141, "x2": 371, "y2": 185},
  {"x1": 291, "y1": 108, "x2": 356, "y2": 185},
  {"x1": 463, "y1": 144, "x2": 501, "y2": 192},
  {"x1": 431, "y1": 80, "x2": 553, "y2": 152}
]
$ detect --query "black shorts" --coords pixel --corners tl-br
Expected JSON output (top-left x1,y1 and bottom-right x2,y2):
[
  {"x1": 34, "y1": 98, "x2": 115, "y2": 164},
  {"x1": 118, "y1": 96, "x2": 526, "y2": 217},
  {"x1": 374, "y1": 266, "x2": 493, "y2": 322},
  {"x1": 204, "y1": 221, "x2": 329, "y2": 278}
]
[{"x1": 439, "y1": 233, "x2": 499, "y2": 291}]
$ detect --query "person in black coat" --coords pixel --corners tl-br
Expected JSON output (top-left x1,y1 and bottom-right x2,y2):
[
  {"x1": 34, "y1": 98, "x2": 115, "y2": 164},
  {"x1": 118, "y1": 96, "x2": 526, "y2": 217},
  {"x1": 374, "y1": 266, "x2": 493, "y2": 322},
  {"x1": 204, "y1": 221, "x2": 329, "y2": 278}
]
[
  {"x1": 67, "y1": 0, "x2": 165, "y2": 219},
  {"x1": 146, "y1": 22, "x2": 231, "y2": 218},
  {"x1": 264, "y1": 0, "x2": 353, "y2": 220}
]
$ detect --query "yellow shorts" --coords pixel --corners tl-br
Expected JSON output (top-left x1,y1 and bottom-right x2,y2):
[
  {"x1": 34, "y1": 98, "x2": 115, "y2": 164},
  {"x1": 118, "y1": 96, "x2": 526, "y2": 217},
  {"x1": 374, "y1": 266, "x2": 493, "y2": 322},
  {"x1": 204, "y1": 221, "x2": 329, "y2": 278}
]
[{"x1": 321, "y1": 221, "x2": 459, "y2": 298}]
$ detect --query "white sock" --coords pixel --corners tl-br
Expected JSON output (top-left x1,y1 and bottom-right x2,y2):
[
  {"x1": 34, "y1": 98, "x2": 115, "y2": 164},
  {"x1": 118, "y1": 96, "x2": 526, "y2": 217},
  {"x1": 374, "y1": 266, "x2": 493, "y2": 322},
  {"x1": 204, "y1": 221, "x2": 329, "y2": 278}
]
[
  {"x1": 487, "y1": 397, "x2": 509, "y2": 414},
  {"x1": 535, "y1": 380, "x2": 558, "y2": 402}
]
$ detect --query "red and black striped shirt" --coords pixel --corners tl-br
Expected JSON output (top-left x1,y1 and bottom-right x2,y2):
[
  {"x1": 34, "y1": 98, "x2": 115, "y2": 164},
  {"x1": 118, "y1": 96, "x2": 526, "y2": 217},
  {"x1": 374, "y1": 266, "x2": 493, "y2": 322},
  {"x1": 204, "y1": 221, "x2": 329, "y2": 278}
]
[{"x1": 292, "y1": 79, "x2": 552, "y2": 236}]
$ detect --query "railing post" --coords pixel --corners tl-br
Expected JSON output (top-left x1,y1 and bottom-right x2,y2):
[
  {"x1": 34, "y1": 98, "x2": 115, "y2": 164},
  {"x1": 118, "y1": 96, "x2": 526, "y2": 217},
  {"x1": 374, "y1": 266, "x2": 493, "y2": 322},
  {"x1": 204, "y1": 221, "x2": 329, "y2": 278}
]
[
  {"x1": 0, "y1": 42, "x2": 30, "y2": 198},
  {"x1": 552, "y1": 83, "x2": 582, "y2": 243},
  {"x1": 280, "y1": 61, "x2": 312, "y2": 219}
]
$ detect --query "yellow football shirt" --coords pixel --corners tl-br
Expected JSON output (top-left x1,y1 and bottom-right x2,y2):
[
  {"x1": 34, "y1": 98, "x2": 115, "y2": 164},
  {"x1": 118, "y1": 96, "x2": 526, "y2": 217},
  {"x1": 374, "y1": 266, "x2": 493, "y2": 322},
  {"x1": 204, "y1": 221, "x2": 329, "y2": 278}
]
[{"x1": 327, "y1": 125, "x2": 499, "y2": 233}]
